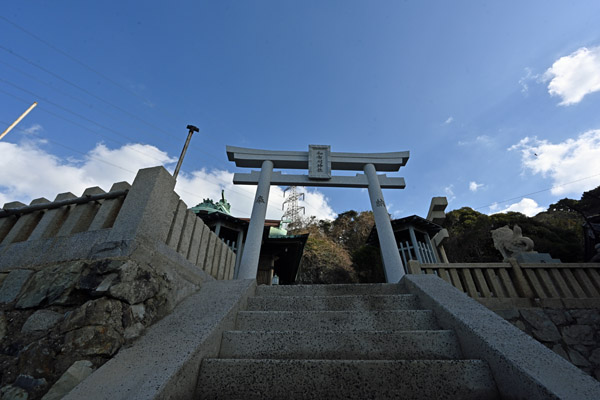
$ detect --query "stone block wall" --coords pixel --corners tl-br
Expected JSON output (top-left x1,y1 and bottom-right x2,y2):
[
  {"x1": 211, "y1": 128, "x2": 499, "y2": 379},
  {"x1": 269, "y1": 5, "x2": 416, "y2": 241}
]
[
  {"x1": 496, "y1": 306, "x2": 600, "y2": 381},
  {"x1": 0, "y1": 166, "x2": 236, "y2": 399},
  {"x1": 0, "y1": 166, "x2": 235, "y2": 279}
]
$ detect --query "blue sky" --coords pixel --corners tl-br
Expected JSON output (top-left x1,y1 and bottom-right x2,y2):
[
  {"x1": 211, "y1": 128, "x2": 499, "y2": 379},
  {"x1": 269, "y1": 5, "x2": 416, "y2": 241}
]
[{"x1": 2, "y1": 1, "x2": 600, "y2": 221}]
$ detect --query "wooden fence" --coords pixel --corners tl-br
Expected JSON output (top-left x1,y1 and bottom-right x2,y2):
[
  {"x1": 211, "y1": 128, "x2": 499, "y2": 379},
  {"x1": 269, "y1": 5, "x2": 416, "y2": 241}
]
[{"x1": 407, "y1": 260, "x2": 600, "y2": 309}]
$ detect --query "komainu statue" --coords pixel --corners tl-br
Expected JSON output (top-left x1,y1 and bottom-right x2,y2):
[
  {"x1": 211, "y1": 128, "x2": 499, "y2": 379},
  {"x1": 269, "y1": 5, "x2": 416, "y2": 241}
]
[{"x1": 491, "y1": 224, "x2": 535, "y2": 261}]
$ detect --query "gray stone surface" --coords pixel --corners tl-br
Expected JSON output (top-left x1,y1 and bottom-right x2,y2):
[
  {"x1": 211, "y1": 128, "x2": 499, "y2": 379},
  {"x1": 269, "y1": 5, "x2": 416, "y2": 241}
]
[
  {"x1": 545, "y1": 309, "x2": 572, "y2": 326},
  {"x1": 520, "y1": 309, "x2": 562, "y2": 342},
  {"x1": 108, "y1": 262, "x2": 159, "y2": 305},
  {"x1": 61, "y1": 298, "x2": 123, "y2": 333},
  {"x1": 569, "y1": 349, "x2": 592, "y2": 367},
  {"x1": 256, "y1": 283, "x2": 403, "y2": 297},
  {"x1": 247, "y1": 294, "x2": 419, "y2": 311},
  {"x1": 402, "y1": 274, "x2": 600, "y2": 400},
  {"x1": 197, "y1": 359, "x2": 498, "y2": 400},
  {"x1": 26, "y1": 192, "x2": 76, "y2": 241},
  {"x1": 562, "y1": 325, "x2": 596, "y2": 346},
  {"x1": 0, "y1": 385, "x2": 29, "y2": 400},
  {"x1": 63, "y1": 279, "x2": 256, "y2": 400},
  {"x1": 0, "y1": 269, "x2": 33, "y2": 304},
  {"x1": 220, "y1": 330, "x2": 461, "y2": 360},
  {"x1": 552, "y1": 344, "x2": 569, "y2": 361},
  {"x1": 42, "y1": 360, "x2": 94, "y2": 400},
  {"x1": 590, "y1": 348, "x2": 600, "y2": 365},
  {"x1": 494, "y1": 308, "x2": 519, "y2": 320},
  {"x1": 13, "y1": 375, "x2": 47, "y2": 391},
  {"x1": 16, "y1": 262, "x2": 83, "y2": 308},
  {"x1": 236, "y1": 309, "x2": 437, "y2": 331},
  {"x1": 0, "y1": 311, "x2": 6, "y2": 341},
  {"x1": 63, "y1": 326, "x2": 123, "y2": 356},
  {"x1": 21, "y1": 310, "x2": 63, "y2": 333},
  {"x1": 87, "y1": 182, "x2": 130, "y2": 231},
  {"x1": 571, "y1": 310, "x2": 600, "y2": 326},
  {"x1": 108, "y1": 166, "x2": 178, "y2": 245}
]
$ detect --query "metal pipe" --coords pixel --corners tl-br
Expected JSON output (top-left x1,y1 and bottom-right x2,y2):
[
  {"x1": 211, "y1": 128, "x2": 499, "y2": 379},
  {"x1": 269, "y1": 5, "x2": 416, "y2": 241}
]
[{"x1": 173, "y1": 124, "x2": 199, "y2": 179}]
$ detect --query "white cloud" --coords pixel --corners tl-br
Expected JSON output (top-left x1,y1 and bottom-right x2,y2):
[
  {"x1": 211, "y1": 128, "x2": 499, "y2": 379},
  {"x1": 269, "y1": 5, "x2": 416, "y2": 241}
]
[
  {"x1": 518, "y1": 67, "x2": 540, "y2": 94},
  {"x1": 509, "y1": 129, "x2": 600, "y2": 196},
  {"x1": 491, "y1": 198, "x2": 545, "y2": 217},
  {"x1": 458, "y1": 135, "x2": 493, "y2": 147},
  {"x1": 444, "y1": 116, "x2": 454, "y2": 124},
  {"x1": 469, "y1": 181, "x2": 483, "y2": 192},
  {"x1": 22, "y1": 123, "x2": 43, "y2": 135},
  {"x1": 0, "y1": 140, "x2": 336, "y2": 221},
  {"x1": 444, "y1": 185, "x2": 456, "y2": 202},
  {"x1": 542, "y1": 46, "x2": 600, "y2": 105}
]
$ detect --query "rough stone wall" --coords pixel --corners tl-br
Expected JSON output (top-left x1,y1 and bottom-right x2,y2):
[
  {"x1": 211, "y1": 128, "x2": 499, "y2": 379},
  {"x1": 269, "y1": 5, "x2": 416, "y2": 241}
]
[
  {"x1": 0, "y1": 251, "x2": 206, "y2": 400},
  {"x1": 496, "y1": 307, "x2": 600, "y2": 381}
]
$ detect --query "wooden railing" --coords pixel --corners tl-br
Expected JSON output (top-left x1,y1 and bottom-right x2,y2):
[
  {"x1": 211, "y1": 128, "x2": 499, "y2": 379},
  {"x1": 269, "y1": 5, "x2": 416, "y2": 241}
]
[{"x1": 407, "y1": 260, "x2": 600, "y2": 308}]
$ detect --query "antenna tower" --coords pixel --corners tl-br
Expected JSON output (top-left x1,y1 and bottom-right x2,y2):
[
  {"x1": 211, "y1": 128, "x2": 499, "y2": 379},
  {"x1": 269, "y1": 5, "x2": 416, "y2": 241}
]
[{"x1": 282, "y1": 186, "x2": 305, "y2": 230}]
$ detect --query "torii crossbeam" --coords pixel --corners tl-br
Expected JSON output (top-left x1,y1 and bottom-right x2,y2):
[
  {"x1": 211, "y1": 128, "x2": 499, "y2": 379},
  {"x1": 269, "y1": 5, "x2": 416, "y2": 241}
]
[{"x1": 227, "y1": 145, "x2": 409, "y2": 283}]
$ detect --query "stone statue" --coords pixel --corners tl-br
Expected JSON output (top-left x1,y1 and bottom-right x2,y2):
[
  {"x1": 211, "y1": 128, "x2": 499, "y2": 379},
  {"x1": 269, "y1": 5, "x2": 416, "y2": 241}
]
[{"x1": 491, "y1": 224, "x2": 535, "y2": 261}]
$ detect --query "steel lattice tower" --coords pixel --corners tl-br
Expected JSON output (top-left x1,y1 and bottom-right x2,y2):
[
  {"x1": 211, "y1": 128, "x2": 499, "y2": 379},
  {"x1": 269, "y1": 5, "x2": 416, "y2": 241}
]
[{"x1": 282, "y1": 186, "x2": 305, "y2": 230}]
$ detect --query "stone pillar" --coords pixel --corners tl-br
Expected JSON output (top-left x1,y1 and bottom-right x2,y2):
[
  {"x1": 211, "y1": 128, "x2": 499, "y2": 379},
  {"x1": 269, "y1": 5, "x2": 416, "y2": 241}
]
[
  {"x1": 364, "y1": 163, "x2": 404, "y2": 282},
  {"x1": 233, "y1": 229, "x2": 245, "y2": 279},
  {"x1": 237, "y1": 160, "x2": 273, "y2": 280},
  {"x1": 108, "y1": 166, "x2": 178, "y2": 244}
]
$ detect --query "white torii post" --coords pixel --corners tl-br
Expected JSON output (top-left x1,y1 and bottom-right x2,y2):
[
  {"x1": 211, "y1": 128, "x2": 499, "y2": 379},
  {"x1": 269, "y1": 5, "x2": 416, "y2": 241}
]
[
  {"x1": 364, "y1": 163, "x2": 405, "y2": 282},
  {"x1": 227, "y1": 145, "x2": 409, "y2": 283},
  {"x1": 238, "y1": 160, "x2": 273, "y2": 279}
]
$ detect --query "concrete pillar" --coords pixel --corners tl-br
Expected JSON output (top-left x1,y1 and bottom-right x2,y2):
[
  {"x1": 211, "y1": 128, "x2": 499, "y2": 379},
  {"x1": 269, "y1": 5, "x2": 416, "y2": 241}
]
[
  {"x1": 237, "y1": 160, "x2": 273, "y2": 280},
  {"x1": 364, "y1": 163, "x2": 404, "y2": 283}
]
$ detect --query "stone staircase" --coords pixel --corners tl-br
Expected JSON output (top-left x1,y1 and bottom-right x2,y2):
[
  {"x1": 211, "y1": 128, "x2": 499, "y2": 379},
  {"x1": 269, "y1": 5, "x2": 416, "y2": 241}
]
[{"x1": 196, "y1": 283, "x2": 500, "y2": 399}]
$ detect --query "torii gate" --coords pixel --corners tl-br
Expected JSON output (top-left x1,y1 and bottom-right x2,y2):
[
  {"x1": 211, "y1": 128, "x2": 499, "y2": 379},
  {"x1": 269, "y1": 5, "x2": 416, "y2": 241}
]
[{"x1": 227, "y1": 145, "x2": 409, "y2": 283}]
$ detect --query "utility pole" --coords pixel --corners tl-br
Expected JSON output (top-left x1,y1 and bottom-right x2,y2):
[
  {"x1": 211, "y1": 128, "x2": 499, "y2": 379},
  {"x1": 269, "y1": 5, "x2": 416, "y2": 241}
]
[
  {"x1": 282, "y1": 186, "x2": 305, "y2": 230},
  {"x1": 0, "y1": 102, "x2": 37, "y2": 140},
  {"x1": 173, "y1": 124, "x2": 199, "y2": 179}
]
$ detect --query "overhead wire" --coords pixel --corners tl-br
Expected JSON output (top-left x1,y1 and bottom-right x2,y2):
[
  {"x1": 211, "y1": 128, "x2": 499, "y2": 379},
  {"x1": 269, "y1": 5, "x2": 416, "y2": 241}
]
[
  {"x1": 0, "y1": 91, "x2": 289, "y2": 216},
  {"x1": 0, "y1": 16, "x2": 240, "y2": 169},
  {"x1": 0, "y1": 20, "x2": 328, "y2": 217},
  {"x1": 0, "y1": 45, "x2": 234, "y2": 171},
  {"x1": 0, "y1": 15, "x2": 183, "y2": 124},
  {"x1": 0, "y1": 84, "x2": 168, "y2": 164}
]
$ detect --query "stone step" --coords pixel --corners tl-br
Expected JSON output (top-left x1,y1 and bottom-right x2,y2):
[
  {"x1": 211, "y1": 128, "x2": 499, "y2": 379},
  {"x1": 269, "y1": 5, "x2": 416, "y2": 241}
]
[
  {"x1": 235, "y1": 310, "x2": 438, "y2": 331},
  {"x1": 255, "y1": 283, "x2": 404, "y2": 297},
  {"x1": 196, "y1": 359, "x2": 499, "y2": 400},
  {"x1": 220, "y1": 330, "x2": 461, "y2": 360},
  {"x1": 246, "y1": 294, "x2": 420, "y2": 311}
]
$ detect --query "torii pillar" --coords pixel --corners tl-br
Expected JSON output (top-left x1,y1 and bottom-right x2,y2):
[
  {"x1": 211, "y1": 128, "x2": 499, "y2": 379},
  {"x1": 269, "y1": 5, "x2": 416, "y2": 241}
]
[{"x1": 227, "y1": 145, "x2": 409, "y2": 283}]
